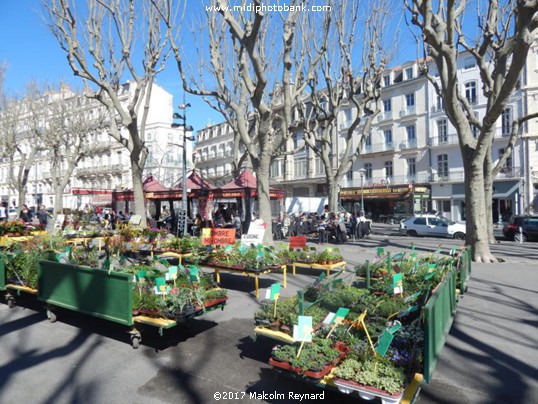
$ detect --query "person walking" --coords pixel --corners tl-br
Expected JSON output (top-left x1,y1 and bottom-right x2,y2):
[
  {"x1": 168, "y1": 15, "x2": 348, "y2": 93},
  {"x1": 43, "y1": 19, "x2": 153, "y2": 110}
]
[
  {"x1": 317, "y1": 215, "x2": 327, "y2": 244},
  {"x1": 0, "y1": 201, "x2": 7, "y2": 222},
  {"x1": 20, "y1": 204, "x2": 32, "y2": 223},
  {"x1": 36, "y1": 205, "x2": 49, "y2": 228}
]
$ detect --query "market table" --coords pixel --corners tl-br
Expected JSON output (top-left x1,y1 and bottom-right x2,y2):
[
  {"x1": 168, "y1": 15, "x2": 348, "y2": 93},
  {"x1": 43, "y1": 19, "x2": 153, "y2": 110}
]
[
  {"x1": 291, "y1": 261, "x2": 346, "y2": 277},
  {"x1": 201, "y1": 263, "x2": 286, "y2": 299}
]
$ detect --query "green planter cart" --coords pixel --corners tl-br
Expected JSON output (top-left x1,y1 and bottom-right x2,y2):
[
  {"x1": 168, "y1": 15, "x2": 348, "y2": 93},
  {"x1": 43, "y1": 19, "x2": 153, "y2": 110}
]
[{"x1": 38, "y1": 260, "x2": 177, "y2": 349}]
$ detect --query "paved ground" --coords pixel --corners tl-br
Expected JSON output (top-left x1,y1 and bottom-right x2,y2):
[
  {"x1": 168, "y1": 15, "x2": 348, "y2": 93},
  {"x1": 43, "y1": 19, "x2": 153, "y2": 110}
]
[{"x1": 0, "y1": 233, "x2": 537, "y2": 403}]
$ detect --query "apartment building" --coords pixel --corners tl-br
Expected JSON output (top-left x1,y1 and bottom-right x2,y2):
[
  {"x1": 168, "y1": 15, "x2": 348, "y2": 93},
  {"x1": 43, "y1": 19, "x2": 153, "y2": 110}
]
[
  {"x1": 194, "y1": 53, "x2": 538, "y2": 222},
  {"x1": 0, "y1": 82, "x2": 191, "y2": 211}
]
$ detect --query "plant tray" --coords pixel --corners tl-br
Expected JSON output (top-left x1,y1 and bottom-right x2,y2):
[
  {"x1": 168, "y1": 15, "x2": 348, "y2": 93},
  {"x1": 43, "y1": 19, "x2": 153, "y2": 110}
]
[
  {"x1": 269, "y1": 343, "x2": 349, "y2": 381},
  {"x1": 202, "y1": 296, "x2": 228, "y2": 311},
  {"x1": 333, "y1": 377, "x2": 404, "y2": 404}
]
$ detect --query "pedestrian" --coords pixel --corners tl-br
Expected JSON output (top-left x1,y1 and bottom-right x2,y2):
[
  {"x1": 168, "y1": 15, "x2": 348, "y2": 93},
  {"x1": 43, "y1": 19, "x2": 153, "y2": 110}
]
[
  {"x1": 20, "y1": 204, "x2": 32, "y2": 223},
  {"x1": 37, "y1": 205, "x2": 49, "y2": 228},
  {"x1": 317, "y1": 215, "x2": 327, "y2": 244},
  {"x1": 0, "y1": 201, "x2": 7, "y2": 222}
]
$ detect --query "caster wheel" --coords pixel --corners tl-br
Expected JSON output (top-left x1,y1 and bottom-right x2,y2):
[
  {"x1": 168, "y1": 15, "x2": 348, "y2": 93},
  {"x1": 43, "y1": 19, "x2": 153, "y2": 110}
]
[
  {"x1": 7, "y1": 298, "x2": 15, "y2": 308},
  {"x1": 131, "y1": 333, "x2": 142, "y2": 349},
  {"x1": 48, "y1": 311, "x2": 57, "y2": 323}
]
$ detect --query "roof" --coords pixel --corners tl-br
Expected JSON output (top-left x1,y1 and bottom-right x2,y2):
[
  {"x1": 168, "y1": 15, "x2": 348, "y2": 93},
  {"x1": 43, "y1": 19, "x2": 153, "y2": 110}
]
[{"x1": 220, "y1": 169, "x2": 257, "y2": 190}]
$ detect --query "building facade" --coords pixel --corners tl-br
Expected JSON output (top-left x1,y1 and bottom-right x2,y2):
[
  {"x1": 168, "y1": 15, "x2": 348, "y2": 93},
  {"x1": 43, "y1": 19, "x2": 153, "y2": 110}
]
[
  {"x1": 195, "y1": 53, "x2": 538, "y2": 222},
  {"x1": 0, "y1": 82, "x2": 192, "y2": 211}
]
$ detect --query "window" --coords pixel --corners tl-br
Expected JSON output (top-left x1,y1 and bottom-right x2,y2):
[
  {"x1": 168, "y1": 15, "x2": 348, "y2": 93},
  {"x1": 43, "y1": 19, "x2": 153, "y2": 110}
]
[
  {"x1": 414, "y1": 217, "x2": 426, "y2": 225},
  {"x1": 498, "y1": 148, "x2": 513, "y2": 170},
  {"x1": 407, "y1": 158, "x2": 416, "y2": 178},
  {"x1": 383, "y1": 75, "x2": 390, "y2": 87},
  {"x1": 365, "y1": 132, "x2": 372, "y2": 147},
  {"x1": 436, "y1": 95, "x2": 444, "y2": 110},
  {"x1": 385, "y1": 161, "x2": 393, "y2": 179},
  {"x1": 465, "y1": 81, "x2": 477, "y2": 104},
  {"x1": 383, "y1": 99, "x2": 392, "y2": 112},
  {"x1": 315, "y1": 157, "x2": 326, "y2": 176},
  {"x1": 406, "y1": 93, "x2": 415, "y2": 107},
  {"x1": 293, "y1": 132, "x2": 305, "y2": 149},
  {"x1": 406, "y1": 125, "x2": 416, "y2": 147},
  {"x1": 437, "y1": 154, "x2": 449, "y2": 178},
  {"x1": 464, "y1": 57, "x2": 476, "y2": 70},
  {"x1": 270, "y1": 159, "x2": 284, "y2": 177},
  {"x1": 346, "y1": 169, "x2": 353, "y2": 180},
  {"x1": 167, "y1": 133, "x2": 174, "y2": 142},
  {"x1": 501, "y1": 108, "x2": 511, "y2": 136},
  {"x1": 438, "y1": 119, "x2": 448, "y2": 143},
  {"x1": 384, "y1": 129, "x2": 393, "y2": 147},
  {"x1": 146, "y1": 132, "x2": 153, "y2": 141},
  {"x1": 364, "y1": 163, "x2": 372, "y2": 180},
  {"x1": 471, "y1": 124, "x2": 479, "y2": 138},
  {"x1": 294, "y1": 156, "x2": 307, "y2": 177},
  {"x1": 406, "y1": 67, "x2": 413, "y2": 80}
]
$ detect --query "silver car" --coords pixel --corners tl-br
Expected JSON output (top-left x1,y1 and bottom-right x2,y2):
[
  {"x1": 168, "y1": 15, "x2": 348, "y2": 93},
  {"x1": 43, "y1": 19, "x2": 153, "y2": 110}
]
[{"x1": 400, "y1": 214, "x2": 466, "y2": 240}]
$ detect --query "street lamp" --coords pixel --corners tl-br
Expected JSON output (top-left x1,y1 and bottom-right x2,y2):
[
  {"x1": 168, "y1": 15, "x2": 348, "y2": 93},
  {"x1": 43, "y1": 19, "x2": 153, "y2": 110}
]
[
  {"x1": 358, "y1": 168, "x2": 366, "y2": 216},
  {"x1": 172, "y1": 102, "x2": 194, "y2": 236}
]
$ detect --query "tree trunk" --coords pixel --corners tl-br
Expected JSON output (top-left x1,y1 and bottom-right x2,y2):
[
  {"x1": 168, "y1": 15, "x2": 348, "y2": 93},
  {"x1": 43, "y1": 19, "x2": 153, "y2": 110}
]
[
  {"x1": 327, "y1": 178, "x2": 339, "y2": 214},
  {"x1": 131, "y1": 159, "x2": 147, "y2": 229},
  {"x1": 464, "y1": 160, "x2": 498, "y2": 262},
  {"x1": 54, "y1": 185, "x2": 64, "y2": 216},
  {"x1": 254, "y1": 155, "x2": 273, "y2": 246},
  {"x1": 483, "y1": 149, "x2": 496, "y2": 244},
  {"x1": 17, "y1": 191, "x2": 26, "y2": 216}
]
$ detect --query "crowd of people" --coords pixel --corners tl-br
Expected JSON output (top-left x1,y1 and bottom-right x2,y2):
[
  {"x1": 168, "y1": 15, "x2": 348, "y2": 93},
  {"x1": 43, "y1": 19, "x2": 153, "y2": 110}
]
[{"x1": 276, "y1": 211, "x2": 371, "y2": 244}]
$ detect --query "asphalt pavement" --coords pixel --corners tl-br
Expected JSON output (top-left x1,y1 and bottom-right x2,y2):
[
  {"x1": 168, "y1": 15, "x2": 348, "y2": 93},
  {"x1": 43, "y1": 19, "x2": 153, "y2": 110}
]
[{"x1": 0, "y1": 232, "x2": 537, "y2": 404}]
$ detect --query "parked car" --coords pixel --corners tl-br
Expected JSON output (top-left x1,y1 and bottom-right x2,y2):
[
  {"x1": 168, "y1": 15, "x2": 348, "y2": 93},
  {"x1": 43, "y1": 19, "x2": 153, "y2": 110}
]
[
  {"x1": 400, "y1": 214, "x2": 466, "y2": 239},
  {"x1": 502, "y1": 215, "x2": 538, "y2": 242}
]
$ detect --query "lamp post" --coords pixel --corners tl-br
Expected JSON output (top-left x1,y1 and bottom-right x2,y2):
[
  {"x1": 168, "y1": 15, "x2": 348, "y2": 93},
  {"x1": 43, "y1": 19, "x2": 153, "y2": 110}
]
[
  {"x1": 172, "y1": 102, "x2": 193, "y2": 236},
  {"x1": 358, "y1": 168, "x2": 366, "y2": 216}
]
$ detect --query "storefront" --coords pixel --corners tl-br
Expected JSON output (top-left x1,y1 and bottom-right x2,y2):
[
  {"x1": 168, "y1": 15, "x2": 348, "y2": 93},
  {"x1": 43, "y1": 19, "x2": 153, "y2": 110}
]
[
  {"x1": 340, "y1": 184, "x2": 430, "y2": 222},
  {"x1": 431, "y1": 179, "x2": 522, "y2": 223}
]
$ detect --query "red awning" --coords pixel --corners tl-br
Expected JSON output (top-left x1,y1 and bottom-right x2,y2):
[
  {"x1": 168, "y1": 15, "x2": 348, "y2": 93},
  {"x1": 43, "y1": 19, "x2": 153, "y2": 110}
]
[{"x1": 91, "y1": 194, "x2": 113, "y2": 206}]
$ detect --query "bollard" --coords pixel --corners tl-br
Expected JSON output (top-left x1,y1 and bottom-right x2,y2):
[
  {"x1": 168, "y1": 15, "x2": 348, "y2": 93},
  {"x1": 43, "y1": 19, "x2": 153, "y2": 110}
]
[{"x1": 518, "y1": 226, "x2": 524, "y2": 243}]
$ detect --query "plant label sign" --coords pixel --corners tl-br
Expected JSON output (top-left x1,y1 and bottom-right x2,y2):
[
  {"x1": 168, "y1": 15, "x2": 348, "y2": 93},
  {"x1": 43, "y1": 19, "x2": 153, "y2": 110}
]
[
  {"x1": 376, "y1": 330, "x2": 394, "y2": 357},
  {"x1": 331, "y1": 307, "x2": 350, "y2": 325},
  {"x1": 313, "y1": 272, "x2": 326, "y2": 286},
  {"x1": 136, "y1": 270, "x2": 147, "y2": 284},
  {"x1": 265, "y1": 282, "x2": 281, "y2": 301},
  {"x1": 188, "y1": 267, "x2": 200, "y2": 285},
  {"x1": 376, "y1": 247, "x2": 385, "y2": 258},
  {"x1": 329, "y1": 278, "x2": 343, "y2": 291},
  {"x1": 166, "y1": 266, "x2": 178, "y2": 281},
  {"x1": 393, "y1": 273, "x2": 403, "y2": 295},
  {"x1": 293, "y1": 316, "x2": 313, "y2": 342},
  {"x1": 154, "y1": 277, "x2": 170, "y2": 295}
]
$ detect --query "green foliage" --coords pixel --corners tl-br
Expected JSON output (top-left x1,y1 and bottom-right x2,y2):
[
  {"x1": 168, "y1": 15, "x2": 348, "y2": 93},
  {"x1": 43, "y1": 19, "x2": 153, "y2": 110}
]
[
  {"x1": 334, "y1": 357, "x2": 406, "y2": 394},
  {"x1": 272, "y1": 337, "x2": 341, "y2": 372},
  {"x1": 319, "y1": 285, "x2": 367, "y2": 313}
]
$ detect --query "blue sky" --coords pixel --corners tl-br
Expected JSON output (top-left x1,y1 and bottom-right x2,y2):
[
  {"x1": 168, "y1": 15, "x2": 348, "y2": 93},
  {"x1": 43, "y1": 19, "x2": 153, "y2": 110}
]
[
  {"x1": 0, "y1": 1, "x2": 414, "y2": 133},
  {"x1": 0, "y1": 0, "x2": 222, "y2": 132}
]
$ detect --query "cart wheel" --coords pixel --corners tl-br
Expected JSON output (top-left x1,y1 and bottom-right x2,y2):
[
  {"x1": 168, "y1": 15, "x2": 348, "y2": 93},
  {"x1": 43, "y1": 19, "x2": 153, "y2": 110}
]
[
  {"x1": 48, "y1": 311, "x2": 57, "y2": 323},
  {"x1": 7, "y1": 297, "x2": 15, "y2": 308},
  {"x1": 131, "y1": 333, "x2": 142, "y2": 349}
]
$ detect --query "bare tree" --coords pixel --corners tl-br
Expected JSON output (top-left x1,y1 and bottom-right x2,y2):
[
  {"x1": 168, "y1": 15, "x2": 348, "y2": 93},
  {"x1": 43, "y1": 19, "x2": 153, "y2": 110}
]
[
  {"x1": 0, "y1": 83, "x2": 45, "y2": 212},
  {"x1": 158, "y1": 0, "x2": 328, "y2": 244},
  {"x1": 295, "y1": 0, "x2": 393, "y2": 213},
  {"x1": 43, "y1": 84, "x2": 108, "y2": 216},
  {"x1": 43, "y1": 0, "x2": 176, "y2": 227},
  {"x1": 404, "y1": 0, "x2": 538, "y2": 262}
]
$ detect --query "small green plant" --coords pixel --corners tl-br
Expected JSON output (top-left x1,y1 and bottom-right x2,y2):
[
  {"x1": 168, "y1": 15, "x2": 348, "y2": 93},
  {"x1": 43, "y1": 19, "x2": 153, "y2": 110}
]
[{"x1": 334, "y1": 357, "x2": 406, "y2": 394}]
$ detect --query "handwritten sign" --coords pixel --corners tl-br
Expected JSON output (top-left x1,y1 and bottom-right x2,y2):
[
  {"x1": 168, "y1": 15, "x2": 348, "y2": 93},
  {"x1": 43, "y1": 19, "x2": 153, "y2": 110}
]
[
  {"x1": 289, "y1": 236, "x2": 307, "y2": 250},
  {"x1": 293, "y1": 316, "x2": 313, "y2": 342},
  {"x1": 201, "y1": 228, "x2": 236, "y2": 246},
  {"x1": 241, "y1": 233, "x2": 261, "y2": 246},
  {"x1": 247, "y1": 219, "x2": 267, "y2": 241}
]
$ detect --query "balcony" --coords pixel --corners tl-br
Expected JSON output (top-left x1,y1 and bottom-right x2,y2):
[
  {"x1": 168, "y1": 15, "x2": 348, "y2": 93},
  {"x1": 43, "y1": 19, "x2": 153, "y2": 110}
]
[
  {"x1": 399, "y1": 139, "x2": 417, "y2": 150},
  {"x1": 339, "y1": 172, "x2": 431, "y2": 188},
  {"x1": 377, "y1": 111, "x2": 393, "y2": 122},
  {"x1": 496, "y1": 166, "x2": 522, "y2": 179},
  {"x1": 362, "y1": 142, "x2": 394, "y2": 154},
  {"x1": 430, "y1": 105, "x2": 445, "y2": 116},
  {"x1": 434, "y1": 170, "x2": 465, "y2": 182},
  {"x1": 76, "y1": 164, "x2": 123, "y2": 177},
  {"x1": 430, "y1": 133, "x2": 459, "y2": 147},
  {"x1": 399, "y1": 106, "x2": 416, "y2": 117}
]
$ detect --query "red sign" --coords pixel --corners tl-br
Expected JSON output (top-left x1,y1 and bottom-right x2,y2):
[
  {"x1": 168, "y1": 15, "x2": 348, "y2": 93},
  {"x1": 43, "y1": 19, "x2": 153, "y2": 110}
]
[
  {"x1": 289, "y1": 236, "x2": 307, "y2": 250},
  {"x1": 201, "y1": 228, "x2": 236, "y2": 246}
]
